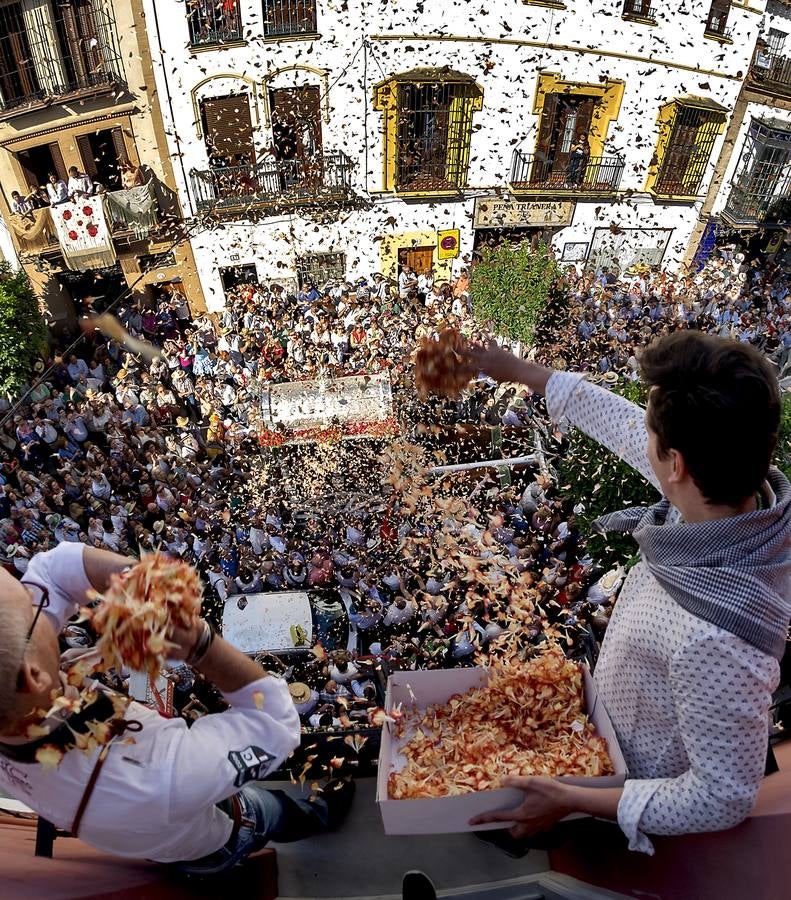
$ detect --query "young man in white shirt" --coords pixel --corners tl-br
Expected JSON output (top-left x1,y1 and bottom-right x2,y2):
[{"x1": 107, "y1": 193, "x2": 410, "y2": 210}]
[
  {"x1": 46, "y1": 173, "x2": 69, "y2": 205},
  {"x1": 67, "y1": 166, "x2": 93, "y2": 199},
  {"x1": 0, "y1": 543, "x2": 354, "y2": 872},
  {"x1": 468, "y1": 332, "x2": 789, "y2": 854}
]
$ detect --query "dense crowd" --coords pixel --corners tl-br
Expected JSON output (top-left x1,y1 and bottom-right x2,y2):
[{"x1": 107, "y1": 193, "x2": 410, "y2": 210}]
[{"x1": 0, "y1": 242, "x2": 786, "y2": 739}]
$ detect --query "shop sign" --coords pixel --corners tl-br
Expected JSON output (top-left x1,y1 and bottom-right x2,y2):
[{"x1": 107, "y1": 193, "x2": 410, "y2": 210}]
[{"x1": 473, "y1": 197, "x2": 574, "y2": 229}]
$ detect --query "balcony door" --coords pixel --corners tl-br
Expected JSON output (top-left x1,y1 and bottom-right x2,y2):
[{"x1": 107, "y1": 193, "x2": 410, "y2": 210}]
[
  {"x1": 0, "y1": 2, "x2": 40, "y2": 105},
  {"x1": 534, "y1": 94, "x2": 595, "y2": 183},
  {"x1": 16, "y1": 143, "x2": 67, "y2": 191},
  {"x1": 269, "y1": 86, "x2": 322, "y2": 187},
  {"x1": 76, "y1": 128, "x2": 126, "y2": 191}
]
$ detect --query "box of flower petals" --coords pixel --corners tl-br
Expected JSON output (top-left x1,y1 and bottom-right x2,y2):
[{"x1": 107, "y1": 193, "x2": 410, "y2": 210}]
[{"x1": 376, "y1": 646, "x2": 627, "y2": 834}]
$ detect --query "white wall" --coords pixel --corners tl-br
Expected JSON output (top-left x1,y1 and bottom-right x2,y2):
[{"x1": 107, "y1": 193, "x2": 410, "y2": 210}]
[
  {"x1": 0, "y1": 217, "x2": 20, "y2": 271},
  {"x1": 140, "y1": 0, "x2": 766, "y2": 308}
]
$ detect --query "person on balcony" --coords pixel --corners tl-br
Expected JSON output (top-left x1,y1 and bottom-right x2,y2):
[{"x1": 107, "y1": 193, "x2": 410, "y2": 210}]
[
  {"x1": 67, "y1": 166, "x2": 94, "y2": 200},
  {"x1": 119, "y1": 159, "x2": 146, "y2": 191},
  {"x1": 46, "y1": 173, "x2": 69, "y2": 206},
  {"x1": 9, "y1": 191, "x2": 34, "y2": 221},
  {"x1": 566, "y1": 138, "x2": 589, "y2": 186},
  {"x1": 469, "y1": 332, "x2": 789, "y2": 855}
]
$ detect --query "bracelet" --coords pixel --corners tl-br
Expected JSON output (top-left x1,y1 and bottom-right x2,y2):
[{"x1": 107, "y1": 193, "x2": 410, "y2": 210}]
[{"x1": 187, "y1": 620, "x2": 214, "y2": 667}]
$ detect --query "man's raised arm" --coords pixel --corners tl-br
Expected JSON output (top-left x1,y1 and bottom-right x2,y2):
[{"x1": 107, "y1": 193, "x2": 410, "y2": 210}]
[{"x1": 468, "y1": 344, "x2": 660, "y2": 492}]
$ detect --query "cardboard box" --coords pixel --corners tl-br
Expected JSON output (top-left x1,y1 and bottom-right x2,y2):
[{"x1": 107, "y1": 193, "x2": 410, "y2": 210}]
[{"x1": 377, "y1": 665, "x2": 627, "y2": 834}]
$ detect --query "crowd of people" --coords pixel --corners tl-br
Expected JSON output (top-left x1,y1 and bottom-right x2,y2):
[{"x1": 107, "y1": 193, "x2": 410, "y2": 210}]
[{"x1": 0, "y1": 242, "x2": 787, "y2": 738}]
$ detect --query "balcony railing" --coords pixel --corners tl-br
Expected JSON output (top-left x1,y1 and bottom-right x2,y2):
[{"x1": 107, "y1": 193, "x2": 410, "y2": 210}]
[
  {"x1": 750, "y1": 48, "x2": 791, "y2": 95},
  {"x1": 190, "y1": 152, "x2": 354, "y2": 212},
  {"x1": 509, "y1": 150, "x2": 625, "y2": 195},
  {"x1": 187, "y1": 0, "x2": 243, "y2": 46},
  {"x1": 724, "y1": 182, "x2": 791, "y2": 228},
  {"x1": 262, "y1": 0, "x2": 317, "y2": 37},
  {"x1": 622, "y1": 1, "x2": 656, "y2": 21},
  {"x1": 0, "y1": 0, "x2": 125, "y2": 114},
  {"x1": 704, "y1": 9, "x2": 732, "y2": 40}
]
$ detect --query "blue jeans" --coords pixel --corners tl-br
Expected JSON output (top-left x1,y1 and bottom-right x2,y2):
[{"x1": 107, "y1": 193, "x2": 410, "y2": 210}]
[{"x1": 176, "y1": 785, "x2": 330, "y2": 876}]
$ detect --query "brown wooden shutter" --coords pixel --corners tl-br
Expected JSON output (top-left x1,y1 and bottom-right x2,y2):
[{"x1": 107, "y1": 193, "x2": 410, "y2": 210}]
[
  {"x1": 110, "y1": 127, "x2": 127, "y2": 163},
  {"x1": 49, "y1": 142, "x2": 67, "y2": 182},
  {"x1": 201, "y1": 95, "x2": 254, "y2": 164},
  {"x1": 76, "y1": 134, "x2": 97, "y2": 177},
  {"x1": 573, "y1": 99, "x2": 595, "y2": 145}
]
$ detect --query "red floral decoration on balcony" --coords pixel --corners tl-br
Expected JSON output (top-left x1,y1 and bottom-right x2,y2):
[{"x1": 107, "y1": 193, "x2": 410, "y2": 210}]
[
  {"x1": 87, "y1": 225, "x2": 98, "y2": 237},
  {"x1": 82, "y1": 205, "x2": 93, "y2": 216},
  {"x1": 62, "y1": 210, "x2": 72, "y2": 220},
  {"x1": 68, "y1": 230, "x2": 78, "y2": 241}
]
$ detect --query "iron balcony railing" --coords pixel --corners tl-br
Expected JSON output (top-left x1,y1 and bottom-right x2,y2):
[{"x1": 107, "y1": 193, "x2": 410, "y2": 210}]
[
  {"x1": 262, "y1": 0, "x2": 317, "y2": 37},
  {"x1": 750, "y1": 49, "x2": 791, "y2": 93},
  {"x1": 724, "y1": 181, "x2": 791, "y2": 227},
  {"x1": 509, "y1": 150, "x2": 625, "y2": 193},
  {"x1": 187, "y1": 0, "x2": 243, "y2": 46},
  {"x1": 190, "y1": 152, "x2": 354, "y2": 212},
  {"x1": 705, "y1": 8, "x2": 732, "y2": 39},
  {"x1": 0, "y1": 0, "x2": 125, "y2": 113},
  {"x1": 623, "y1": 0, "x2": 656, "y2": 20}
]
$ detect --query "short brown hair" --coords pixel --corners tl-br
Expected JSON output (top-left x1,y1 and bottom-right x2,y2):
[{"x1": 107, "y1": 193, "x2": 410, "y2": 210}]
[{"x1": 641, "y1": 331, "x2": 780, "y2": 506}]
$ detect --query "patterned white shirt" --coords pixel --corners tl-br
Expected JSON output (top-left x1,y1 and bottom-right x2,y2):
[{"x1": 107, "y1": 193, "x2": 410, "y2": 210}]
[{"x1": 546, "y1": 372, "x2": 779, "y2": 854}]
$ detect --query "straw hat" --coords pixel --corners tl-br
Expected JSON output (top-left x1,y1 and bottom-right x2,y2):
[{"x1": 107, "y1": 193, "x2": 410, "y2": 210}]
[
  {"x1": 602, "y1": 371, "x2": 618, "y2": 385},
  {"x1": 152, "y1": 520, "x2": 165, "y2": 534},
  {"x1": 288, "y1": 682, "x2": 313, "y2": 705},
  {"x1": 33, "y1": 360, "x2": 45, "y2": 373},
  {"x1": 176, "y1": 416, "x2": 190, "y2": 427}
]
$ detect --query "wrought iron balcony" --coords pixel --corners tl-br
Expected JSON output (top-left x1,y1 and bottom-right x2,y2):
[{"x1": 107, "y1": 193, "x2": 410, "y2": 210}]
[
  {"x1": 262, "y1": 0, "x2": 317, "y2": 38},
  {"x1": 188, "y1": 0, "x2": 243, "y2": 46},
  {"x1": 622, "y1": 1, "x2": 656, "y2": 22},
  {"x1": 749, "y1": 48, "x2": 791, "y2": 97},
  {"x1": 723, "y1": 182, "x2": 791, "y2": 228},
  {"x1": 0, "y1": 0, "x2": 125, "y2": 116},
  {"x1": 190, "y1": 152, "x2": 354, "y2": 213},
  {"x1": 704, "y1": 8, "x2": 732, "y2": 41},
  {"x1": 509, "y1": 150, "x2": 625, "y2": 197}
]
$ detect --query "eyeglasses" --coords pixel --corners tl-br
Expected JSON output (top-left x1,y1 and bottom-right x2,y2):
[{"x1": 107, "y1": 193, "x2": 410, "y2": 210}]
[{"x1": 16, "y1": 581, "x2": 50, "y2": 691}]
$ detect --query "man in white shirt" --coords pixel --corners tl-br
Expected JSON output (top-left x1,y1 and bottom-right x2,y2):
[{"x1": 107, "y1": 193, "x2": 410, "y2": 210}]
[
  {"x1": 468, "y1": 332, "x2": 790, "y2": 854},
  {"x1": 67, "y1": 166, "x2": 93, "y2": 199},
  {"x1": 0, "y1": 544, "x2": 354, "y2": 872}
]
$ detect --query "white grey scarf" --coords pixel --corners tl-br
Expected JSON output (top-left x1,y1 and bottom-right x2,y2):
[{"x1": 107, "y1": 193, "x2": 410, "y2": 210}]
[{"x1": 594, "y1": 467, "x2": 791, "y2": 660}]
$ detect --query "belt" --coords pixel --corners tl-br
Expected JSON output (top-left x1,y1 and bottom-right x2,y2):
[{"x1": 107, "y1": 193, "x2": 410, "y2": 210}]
[{"x1": 226, "y1": 792, "x2": 256, "y2": 846}]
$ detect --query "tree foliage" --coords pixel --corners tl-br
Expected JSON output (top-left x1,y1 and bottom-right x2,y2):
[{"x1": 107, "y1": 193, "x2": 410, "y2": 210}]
[
  {"x1": 471, "y1": 241, "x2": 561, "y2": 344},
  {"x1": 776, "y1": 392, "x2": 791, "y2": 483},
  {"x1": 0, "y1": 263, "x2": 48, "y2": 398},
  {"x1": 557, "y1": 380, "x2": 660, "y2": 570}
]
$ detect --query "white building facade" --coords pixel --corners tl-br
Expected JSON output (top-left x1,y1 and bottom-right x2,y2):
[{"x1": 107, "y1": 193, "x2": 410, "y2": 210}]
[
  {"x1": 140, "y1": 0, "x2": 768, "y2": 309},
  {"x1": 699, "y1": 0, "x2": 791, "y2": 262}
]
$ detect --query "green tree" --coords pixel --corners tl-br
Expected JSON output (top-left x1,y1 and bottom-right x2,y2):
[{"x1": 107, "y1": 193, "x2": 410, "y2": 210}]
[
  {"x1": 0, "y1": 263, "x2": 48, "y2": 398},
  {"x1": 471, "y1": 241, "x2": 561, "y2": 344},
  {"x1": 557, "y1": 380, "x2": 660, "y2": 570},
  {"x1": 776, "y1": 392, "x2": 791, "y2": 483}
]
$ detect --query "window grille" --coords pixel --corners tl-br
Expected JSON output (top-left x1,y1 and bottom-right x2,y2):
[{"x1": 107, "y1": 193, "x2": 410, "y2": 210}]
[
  {"x1": 725, "y1": 120, "x2": 791, "y2": 224},
  {"x1": 187, "y1": 0, "x2": 243, "y2": 46},
  {"x1": 262, "y1": 0, "x2": 317, "y2": 38},
  {"x1": 654, "y1": 104, "x2": 725, "y2": 196},
  {"x1": 395, "y1": 82, "x2": 477, "y2": 192},
  {"x1": 622, "y1": 0, "x2": 656, "y2": 19},
  {"x1": 0, "y1": 0, "x2": 124, "y2": 112},
  {"x1": 296, "y1": 252, "x2": 346, "y2": 288}
]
